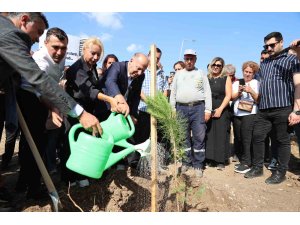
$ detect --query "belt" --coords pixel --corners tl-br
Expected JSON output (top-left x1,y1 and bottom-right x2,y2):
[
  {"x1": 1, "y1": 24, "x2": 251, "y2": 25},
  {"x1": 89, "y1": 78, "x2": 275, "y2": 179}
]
[{"x1": 176, "y1": 100, "x2": 204, "y2": 107}]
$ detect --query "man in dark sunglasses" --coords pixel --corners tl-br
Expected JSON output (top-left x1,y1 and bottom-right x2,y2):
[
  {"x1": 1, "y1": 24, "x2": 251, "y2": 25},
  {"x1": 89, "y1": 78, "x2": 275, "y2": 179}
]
[{"x1": 244, "y1": 32, "x2": 300, "y2": 185}]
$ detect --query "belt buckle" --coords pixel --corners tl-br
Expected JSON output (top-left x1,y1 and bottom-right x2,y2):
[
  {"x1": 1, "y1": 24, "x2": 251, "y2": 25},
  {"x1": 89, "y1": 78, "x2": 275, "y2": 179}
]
[{"x1": 188, "y1": 102, "x2": 193, "y2": 107}]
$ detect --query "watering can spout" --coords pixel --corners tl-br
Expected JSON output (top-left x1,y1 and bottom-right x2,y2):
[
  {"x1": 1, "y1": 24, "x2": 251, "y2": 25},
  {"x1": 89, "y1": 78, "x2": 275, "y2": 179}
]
[
  {"x1": 134, "y1": 139, "x2": 151, "y2": 157},
  {"x1": 104, "y1": 139, "x2": 151, "y2": 170},
  {"x1": 104, "y1": 146, "x2": 135, "y2": 170}
]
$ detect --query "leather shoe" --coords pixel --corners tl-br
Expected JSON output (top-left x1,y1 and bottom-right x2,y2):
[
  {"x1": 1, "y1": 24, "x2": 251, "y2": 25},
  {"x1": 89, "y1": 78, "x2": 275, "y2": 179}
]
[
  {"x1": 244, "y1": 166, "x2": 263, "y2": 178},
  {"x1": 265, "y1": 170, "x2": 286, "y2": 184}
]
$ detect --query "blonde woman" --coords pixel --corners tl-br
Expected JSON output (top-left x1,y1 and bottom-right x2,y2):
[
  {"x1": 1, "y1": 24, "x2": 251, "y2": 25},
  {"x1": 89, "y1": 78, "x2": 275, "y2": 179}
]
[
  {"x1": 205, "y1": 57, "x2": 232, "y2": 170},
  {"x1": 63, "y1": 37, "x2": 118, "y2": 187}
]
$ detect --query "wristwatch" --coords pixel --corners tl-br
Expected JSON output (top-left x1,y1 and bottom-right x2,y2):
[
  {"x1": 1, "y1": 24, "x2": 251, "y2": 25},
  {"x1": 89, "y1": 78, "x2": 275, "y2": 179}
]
[{"x1": 292, "y1": 110, "x2": 300, "y2": 115}]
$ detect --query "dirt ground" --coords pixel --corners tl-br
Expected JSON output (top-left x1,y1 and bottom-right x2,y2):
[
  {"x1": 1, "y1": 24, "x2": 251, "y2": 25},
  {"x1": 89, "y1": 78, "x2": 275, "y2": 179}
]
[{"x1": 0, "y1": 129, "x2": 300, "y2": 213}]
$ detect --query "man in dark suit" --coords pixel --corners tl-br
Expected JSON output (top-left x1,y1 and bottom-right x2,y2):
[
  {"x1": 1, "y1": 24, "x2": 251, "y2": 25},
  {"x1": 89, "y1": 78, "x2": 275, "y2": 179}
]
[
  {"x1": 101, "y1": 53, "x2": 148, "y2": 169},
  {"x1": 103, "y1": 53, "x2": 149, "y2": 119}
]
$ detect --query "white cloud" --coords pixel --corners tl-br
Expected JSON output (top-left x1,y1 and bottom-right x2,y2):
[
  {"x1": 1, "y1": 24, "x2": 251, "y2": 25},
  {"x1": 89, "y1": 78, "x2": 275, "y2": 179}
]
[
  {"x1": 77, "y1": 32, "x2": 112, "y2": 42},
  {"x1": 83, "y1": 12, "x2": 123, "y2": 30},
  {"x1": 100, "y1": 33, "x2": 113, "y2": 42},
  {"x1": 126, "y1": 43, "x2": 143, "y2": 52}
]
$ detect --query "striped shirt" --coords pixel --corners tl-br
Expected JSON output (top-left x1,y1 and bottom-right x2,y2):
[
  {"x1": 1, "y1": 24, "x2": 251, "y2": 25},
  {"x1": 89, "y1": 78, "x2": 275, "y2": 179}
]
[
  {"x1": 138, "y1": 68, "x2": 168, "y2": 112},
  {"x1": 258, "y1": 52, "x2": 300, "y2": 109}
]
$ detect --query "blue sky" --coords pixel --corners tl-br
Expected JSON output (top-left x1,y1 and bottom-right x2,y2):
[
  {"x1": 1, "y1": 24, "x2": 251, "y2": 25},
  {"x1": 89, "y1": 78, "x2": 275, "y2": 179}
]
[{"x1": 36, "y1": 12, "x2": 300, "y2": 78}]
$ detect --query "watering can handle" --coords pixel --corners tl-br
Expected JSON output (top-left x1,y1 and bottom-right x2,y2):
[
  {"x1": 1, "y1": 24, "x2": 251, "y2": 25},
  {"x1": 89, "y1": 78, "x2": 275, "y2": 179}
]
[
  {"x1": 68, "y1": 123, "x2": 83, "y2": 144},
  {"x1": 111, "y1": 112, "x2": 135, "y2": 137},
  {"x1": 126, "y1": 115, "x2": 135, "y2": 137}
]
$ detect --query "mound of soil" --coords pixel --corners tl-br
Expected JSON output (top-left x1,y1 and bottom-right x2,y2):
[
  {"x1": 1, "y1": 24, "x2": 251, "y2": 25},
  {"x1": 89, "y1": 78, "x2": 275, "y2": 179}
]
[{"x1": 1, "y1": 132, "x2": 300, "y2": 212}]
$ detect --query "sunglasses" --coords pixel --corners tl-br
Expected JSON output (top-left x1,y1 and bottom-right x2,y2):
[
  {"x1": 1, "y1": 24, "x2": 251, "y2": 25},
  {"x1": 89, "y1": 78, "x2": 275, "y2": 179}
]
[
  {"x1": 212, "y1": 64, "x2": 222, "y2": 68},
  {"x1": 263, "y1": 42, "x2": 279, "y2": 50}
]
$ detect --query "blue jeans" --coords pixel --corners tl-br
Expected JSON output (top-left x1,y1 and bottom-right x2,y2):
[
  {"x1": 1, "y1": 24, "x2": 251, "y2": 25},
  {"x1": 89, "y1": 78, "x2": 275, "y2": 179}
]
[{"x1": 176, "y1": 103, "x2": 206, "y2": 169}]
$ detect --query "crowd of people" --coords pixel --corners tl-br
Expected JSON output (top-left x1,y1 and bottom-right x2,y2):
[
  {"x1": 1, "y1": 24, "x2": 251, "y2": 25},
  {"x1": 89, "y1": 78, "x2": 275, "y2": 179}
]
[{"x1": 1, "y1": 12, "x2": 300, "y2": 211}]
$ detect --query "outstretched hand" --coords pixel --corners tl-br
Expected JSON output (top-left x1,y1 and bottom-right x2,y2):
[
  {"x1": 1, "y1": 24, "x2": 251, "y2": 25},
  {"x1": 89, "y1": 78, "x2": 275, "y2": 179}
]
[{"x1": 79, "y1": 110, "x2": 103, "y2": 135}]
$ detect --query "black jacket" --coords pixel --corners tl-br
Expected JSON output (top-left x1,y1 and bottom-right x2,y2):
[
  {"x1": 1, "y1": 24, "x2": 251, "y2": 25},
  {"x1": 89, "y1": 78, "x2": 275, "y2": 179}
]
[
  {"x1": 0, "y1": 15, "x2": 77, "y2": 115},
  {"x1": 65, "y1": 56, "x2": 101, "y2": 116}
]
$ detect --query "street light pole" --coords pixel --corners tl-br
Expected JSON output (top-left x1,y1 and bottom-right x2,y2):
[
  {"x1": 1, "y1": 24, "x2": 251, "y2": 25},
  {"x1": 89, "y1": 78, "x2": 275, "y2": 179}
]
[{"x1": 179, "y1": 39, "x2": 196, "y2": 60}]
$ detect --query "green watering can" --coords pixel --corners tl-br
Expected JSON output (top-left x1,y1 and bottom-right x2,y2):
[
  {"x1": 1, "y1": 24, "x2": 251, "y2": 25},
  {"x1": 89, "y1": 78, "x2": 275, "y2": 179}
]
[
  {"x1": 100, "y1": 112, "x2": 135, "y2": 143},
  {"x1": 66, "y1": 124, "x2": 114, "y2": 179},
  {"x1": 66, "y1": 113, "x2": 151, "y2": 179}
]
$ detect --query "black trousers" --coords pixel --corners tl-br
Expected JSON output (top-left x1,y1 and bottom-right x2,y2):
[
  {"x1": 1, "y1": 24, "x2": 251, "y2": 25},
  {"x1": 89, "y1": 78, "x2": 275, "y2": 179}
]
[
  {"x1": 252, "y1": 106, "x2": 292, "y2": 173},
  {"x1": 1, "y1": 123, "x2": 19, "y2": 164},
  {"x1": 133, "y1": 110, "x2": 151, "y2": 145},
  {"x1": 0, "y1": 93, "x2": 5, "y2": 141},
  {"x1": 60, "y1": 117, "x2": 87, "y2": 183},
  {"x1": 17, "y1": 89, "x2": 48, "y2": 192},
  {"x1": 233, "y1": 114, "x2": 256, "y2": 166}
]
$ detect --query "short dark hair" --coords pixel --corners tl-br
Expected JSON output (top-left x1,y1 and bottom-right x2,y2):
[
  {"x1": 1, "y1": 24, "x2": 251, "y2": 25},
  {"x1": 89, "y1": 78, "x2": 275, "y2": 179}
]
[
  {"x1": 261, "y1": 49, "x2": 268, "y2": 55},
  {"x1": 264, "y1": 32, "x2": 283, "y2": 43},
  {"x1": 46, "y1": 27, "x2": 68, "y2": 42},
  {"x1": 148, "y1": 47, "x2": 162, "y2": 55},
  {"x1": 7, "y1": 12, "x2": 49, "y2": 29}
]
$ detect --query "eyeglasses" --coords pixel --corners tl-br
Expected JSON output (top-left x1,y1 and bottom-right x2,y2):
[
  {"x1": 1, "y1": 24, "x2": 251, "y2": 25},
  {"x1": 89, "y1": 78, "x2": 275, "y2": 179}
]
[
  {"x1": 263, "y1": 42, "x2": 279, "y2": 50},
  {"x1": 211, "y1": 64, "x2": 222, "y2": 68},
  {"x1": 175, "y1": 68, "x2": 182, "y2": 71}
]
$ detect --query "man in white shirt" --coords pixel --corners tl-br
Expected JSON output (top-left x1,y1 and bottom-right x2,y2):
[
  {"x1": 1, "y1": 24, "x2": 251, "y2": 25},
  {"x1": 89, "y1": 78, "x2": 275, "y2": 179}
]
[
  {"x1": 16, "y1": 27, "x2": 69, "y2": 199},
  {"x1": 34, "y1": 27, "x2": 68, "y2": 174}
]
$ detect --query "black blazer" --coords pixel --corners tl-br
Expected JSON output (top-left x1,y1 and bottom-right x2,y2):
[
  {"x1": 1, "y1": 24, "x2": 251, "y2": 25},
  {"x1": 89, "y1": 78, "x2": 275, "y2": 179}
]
[
  {"x1": 65, "y1": 56, "x2": 101, "y2": 115},
  {"x1": 102, "y1": 61, "x2": 144, "y2": 117}
]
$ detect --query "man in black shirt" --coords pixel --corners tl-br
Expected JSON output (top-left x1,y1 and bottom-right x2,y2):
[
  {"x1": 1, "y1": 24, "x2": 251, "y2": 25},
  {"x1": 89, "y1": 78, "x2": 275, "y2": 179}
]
[{"x1": 244, "y1": 32, "x2": 300, "y2": 184}]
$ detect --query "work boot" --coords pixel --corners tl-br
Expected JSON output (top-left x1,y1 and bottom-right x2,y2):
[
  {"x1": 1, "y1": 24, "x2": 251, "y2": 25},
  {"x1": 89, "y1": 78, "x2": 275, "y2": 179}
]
[
  {"x1": 180, "y1": 165, "x2": 190, "y2": 174},
  {"x1": 244, "y1": 166, "x2": 263, "y2": 178},
  {"x1": 194, "y1": 168, "x2": 203, "y2": 178}
]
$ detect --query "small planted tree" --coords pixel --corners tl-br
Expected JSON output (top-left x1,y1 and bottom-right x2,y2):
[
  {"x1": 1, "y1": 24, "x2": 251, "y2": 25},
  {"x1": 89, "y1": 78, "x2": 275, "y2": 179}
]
[{"x1": 145, "y1": 92, "x2": 187, "y2": 211}]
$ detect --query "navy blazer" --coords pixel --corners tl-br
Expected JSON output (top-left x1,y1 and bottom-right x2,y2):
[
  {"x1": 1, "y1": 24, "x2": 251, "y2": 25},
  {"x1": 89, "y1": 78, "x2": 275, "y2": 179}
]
[{"x1": 102, "y1": 61, "x2": 145, "y2": 117}]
